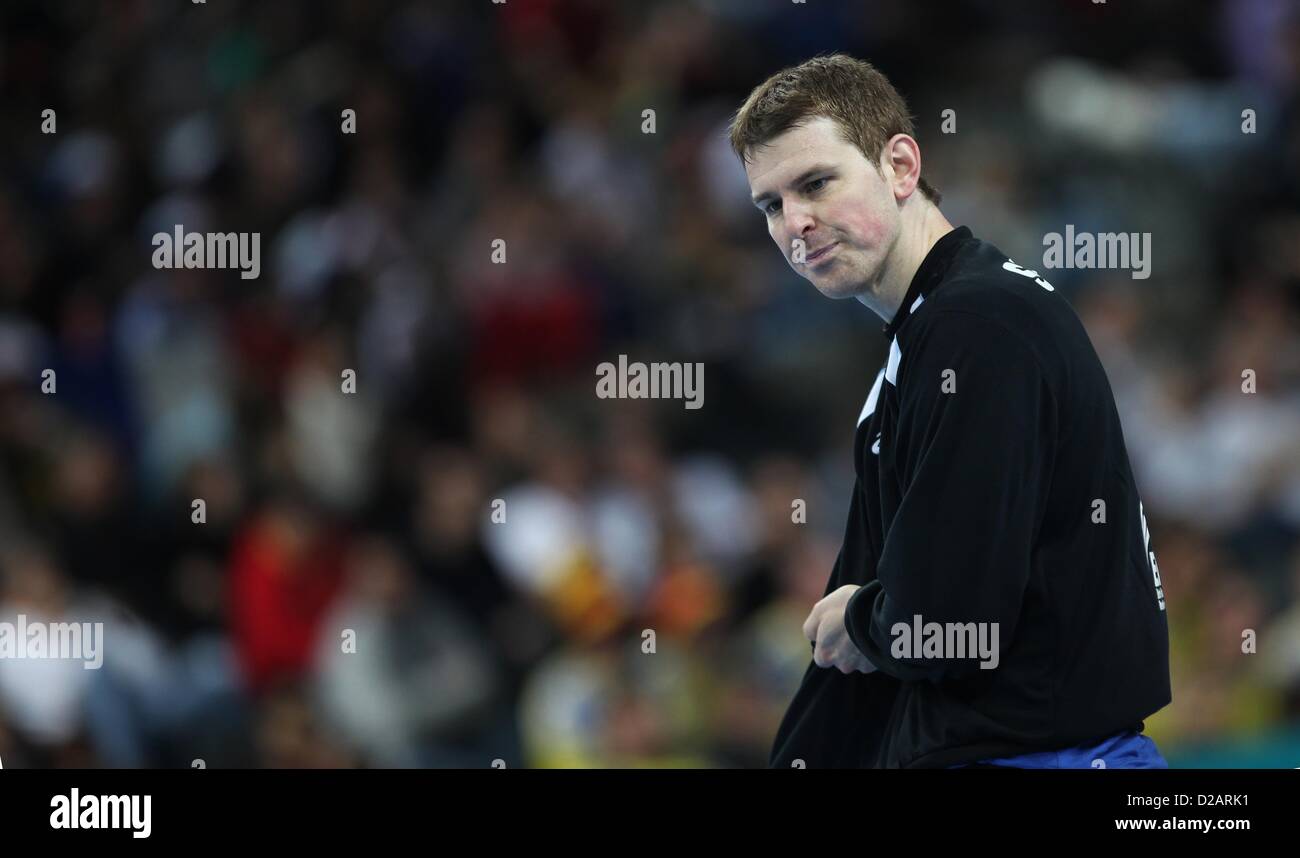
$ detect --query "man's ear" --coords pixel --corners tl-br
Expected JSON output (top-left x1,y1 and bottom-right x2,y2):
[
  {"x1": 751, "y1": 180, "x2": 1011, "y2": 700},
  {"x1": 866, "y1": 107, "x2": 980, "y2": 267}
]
[{"x1": 883, "y1": 134, "x2": 922, "y2": 200}]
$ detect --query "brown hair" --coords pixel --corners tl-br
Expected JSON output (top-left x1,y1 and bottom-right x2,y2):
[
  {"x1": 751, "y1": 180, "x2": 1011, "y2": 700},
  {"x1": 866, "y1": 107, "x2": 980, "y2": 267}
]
[{"x1": 728, "y1": 53, "x2": 941, "y2": 205}]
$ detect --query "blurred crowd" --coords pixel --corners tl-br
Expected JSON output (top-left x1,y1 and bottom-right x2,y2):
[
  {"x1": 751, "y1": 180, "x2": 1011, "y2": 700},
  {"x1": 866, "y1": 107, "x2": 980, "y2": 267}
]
[{"x1": 1, "y1": 0, "x2": 1299, "y2": 768}]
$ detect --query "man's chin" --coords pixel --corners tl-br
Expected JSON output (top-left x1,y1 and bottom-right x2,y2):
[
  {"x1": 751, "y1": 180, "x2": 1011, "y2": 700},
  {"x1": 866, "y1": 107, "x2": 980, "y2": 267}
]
[{"x1": 810, "y1": 276, "x2": 865, "y2": 301}]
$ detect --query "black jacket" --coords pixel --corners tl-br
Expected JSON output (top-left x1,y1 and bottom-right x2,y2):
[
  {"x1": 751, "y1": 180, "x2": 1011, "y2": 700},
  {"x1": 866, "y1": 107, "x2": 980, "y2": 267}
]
[{"x1": 769, "y1": 226, "x2": 1171, "y2": 769}]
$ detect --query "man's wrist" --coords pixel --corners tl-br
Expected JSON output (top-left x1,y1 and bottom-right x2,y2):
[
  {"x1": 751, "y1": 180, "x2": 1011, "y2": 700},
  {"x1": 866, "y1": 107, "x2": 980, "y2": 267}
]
[{"x1": 843, "y1": 581, "x2": 878, "y2": 655}]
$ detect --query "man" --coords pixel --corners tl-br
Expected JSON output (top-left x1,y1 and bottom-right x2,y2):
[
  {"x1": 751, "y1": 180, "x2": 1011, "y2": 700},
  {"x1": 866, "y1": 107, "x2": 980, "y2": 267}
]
[{"x1": 730, "y1": 54, "x2": 1171, "y2": 768}]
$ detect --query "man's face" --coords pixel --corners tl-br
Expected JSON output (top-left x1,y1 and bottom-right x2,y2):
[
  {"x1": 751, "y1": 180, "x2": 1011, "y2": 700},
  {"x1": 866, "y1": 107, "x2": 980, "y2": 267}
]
[{"x1": 745, "y1": 116, "x2": 901, "y2": 301}]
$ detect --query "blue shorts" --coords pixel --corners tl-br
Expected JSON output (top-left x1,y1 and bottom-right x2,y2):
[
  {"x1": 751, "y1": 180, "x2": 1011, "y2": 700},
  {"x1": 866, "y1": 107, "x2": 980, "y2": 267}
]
[{"x1": 953, "y1": 730, "x2": 1168, "y2": 769}]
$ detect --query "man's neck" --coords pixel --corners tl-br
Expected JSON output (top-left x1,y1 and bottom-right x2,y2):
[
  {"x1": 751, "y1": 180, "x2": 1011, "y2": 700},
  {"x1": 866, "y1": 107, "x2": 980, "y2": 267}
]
[{"x1": 856, "y1": 203, "x2": 955, "y2": 323}]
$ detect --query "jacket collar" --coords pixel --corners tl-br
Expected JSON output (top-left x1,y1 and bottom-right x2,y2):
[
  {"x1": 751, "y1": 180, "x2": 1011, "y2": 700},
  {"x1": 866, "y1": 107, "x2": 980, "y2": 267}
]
[{"x1": 882, "y1": 226, "x2": 972, "y2": 338}]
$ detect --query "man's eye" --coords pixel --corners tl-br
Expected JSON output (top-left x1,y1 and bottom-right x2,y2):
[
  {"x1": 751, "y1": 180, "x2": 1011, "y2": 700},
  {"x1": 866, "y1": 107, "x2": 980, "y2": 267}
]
[{"x1": 761, "y1": 179, "x2": 826, "y2": 215}]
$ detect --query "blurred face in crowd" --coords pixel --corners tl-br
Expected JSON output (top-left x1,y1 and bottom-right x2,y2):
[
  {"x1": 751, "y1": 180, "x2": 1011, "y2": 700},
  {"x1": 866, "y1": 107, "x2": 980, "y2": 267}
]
[{"x1": 745, "y1": 116, "x2": 921, "y2": 308}]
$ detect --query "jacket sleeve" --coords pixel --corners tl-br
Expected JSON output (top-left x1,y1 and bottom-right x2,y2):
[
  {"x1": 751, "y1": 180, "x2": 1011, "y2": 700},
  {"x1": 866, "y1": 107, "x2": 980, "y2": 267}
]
[{"x1": 844, "y1": 310, "x2": 1056, "y2": 682}]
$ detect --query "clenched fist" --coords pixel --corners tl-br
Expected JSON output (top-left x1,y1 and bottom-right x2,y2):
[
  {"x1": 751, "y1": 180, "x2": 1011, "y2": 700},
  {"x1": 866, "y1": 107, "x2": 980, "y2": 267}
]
[{"x1": 803, "y1": 585, "x2": 879, "y2": 674}]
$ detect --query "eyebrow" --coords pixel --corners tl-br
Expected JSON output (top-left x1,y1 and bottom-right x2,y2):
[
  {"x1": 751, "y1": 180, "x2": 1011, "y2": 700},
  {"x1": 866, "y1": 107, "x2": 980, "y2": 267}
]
[{"x1": 751, "y1": 164, "x2": 835, "y2": 207}]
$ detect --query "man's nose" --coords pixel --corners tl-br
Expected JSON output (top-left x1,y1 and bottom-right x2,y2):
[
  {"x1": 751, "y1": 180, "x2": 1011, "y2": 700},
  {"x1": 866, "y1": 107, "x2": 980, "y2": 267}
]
[{"x1": 782, "y1": 202, "x2": 817, "y2": 250}]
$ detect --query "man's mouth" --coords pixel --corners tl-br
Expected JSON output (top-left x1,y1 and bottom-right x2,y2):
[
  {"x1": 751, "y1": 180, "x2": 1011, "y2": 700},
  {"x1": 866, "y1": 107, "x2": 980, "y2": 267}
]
[{"x1": 805, "y1": 241, "x2": 838, "y2": 263}]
